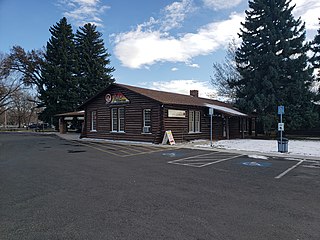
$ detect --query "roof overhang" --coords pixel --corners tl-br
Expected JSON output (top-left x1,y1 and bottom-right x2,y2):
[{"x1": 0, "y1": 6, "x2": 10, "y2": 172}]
[
  {"x1": 55, "y1": 110, "x2": 85, "y2": 117},
  {"x1": 204, "y1": 104, "x2": 247, "y2": 117}
]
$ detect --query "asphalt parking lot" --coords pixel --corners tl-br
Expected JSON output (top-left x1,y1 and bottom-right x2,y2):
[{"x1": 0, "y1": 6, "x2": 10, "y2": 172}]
[{"x1": 0, "y1": 133, "x2": 319, "y2": 240}]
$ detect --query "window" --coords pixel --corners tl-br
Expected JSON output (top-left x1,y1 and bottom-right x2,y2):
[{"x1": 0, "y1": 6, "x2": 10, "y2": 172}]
[
  {"x1": 111, "y1": 108, "x2": 125, "y2": 132},
  {"x1": 189, "y1": 110, "x2": 200, "y2": 133},
  {"x1": 143, "y1": 109, "x2": 151, "y2": 133},
  {"x1": 195, "y1": 111, "x2": 200, "y2": 132},
  {"x1": 189, "y1": 111, "x2": 194, "y2": 132},
  {"x1": 91, "y1": 111, "x2": 97, "y2": 131},
  {"x1": 239, "y1": 118, "x2": 248, "y2": 132}
]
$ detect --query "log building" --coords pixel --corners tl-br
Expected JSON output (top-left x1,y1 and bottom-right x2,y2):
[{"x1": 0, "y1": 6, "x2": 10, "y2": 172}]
[{"x1": 79, "y1": 83, "x2": 254, "y2": 143}]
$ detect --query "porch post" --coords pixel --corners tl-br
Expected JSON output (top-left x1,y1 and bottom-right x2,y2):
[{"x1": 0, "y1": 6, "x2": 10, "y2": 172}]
[
  {"x1": 241, "y1": 117, "x2": 244, "y2": 139},
  {"x1": 59, "y1": 117, "x2": 67, "y2": 134},
  {"x1": 226, "y1": 117, "x2": 230, "y2": 139}
]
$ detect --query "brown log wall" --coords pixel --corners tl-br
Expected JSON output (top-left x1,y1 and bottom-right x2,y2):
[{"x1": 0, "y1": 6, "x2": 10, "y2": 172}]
[
  {"x1": 82, "y1": 85, "x2": 245, "y2": 143},
  {"x1": 83, "y1": 85, "x2": 162, "y2": 143}
]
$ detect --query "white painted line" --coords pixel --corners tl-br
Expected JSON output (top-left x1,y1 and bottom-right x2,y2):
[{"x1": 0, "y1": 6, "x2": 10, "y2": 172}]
[
  {"x1": 169, "y1": 162, "x2": 203, "y2": 168},
  {"x1": 182, "y1": 158, "x2": 224, "y2": 162},
  {"x1": 275, "y1": 160, "x2": 304, "y2": 179},
  {"x1": 284, "y1": 158, "x2": 317, "y2": 163},
  {"x1": 199, "y1": 155, "x2": 243, "y2": 168},
  {"x1": 168, "y1": 153, "x2": 243, "y2": 168},
  {"x1": 168, "y1": 152, "x2": 219, "y2": 164},
  {"x1": 302, "y1": 165, "x2": 320, "y2": 169}
]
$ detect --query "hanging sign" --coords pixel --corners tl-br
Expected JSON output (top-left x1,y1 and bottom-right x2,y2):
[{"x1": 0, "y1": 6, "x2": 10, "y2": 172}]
[
  {"x1": 105, "y1": 93, "x2": 130, "y2": 104},
  {"x1": 162, "y1": 130, "x2": 176, "y2": 145}
]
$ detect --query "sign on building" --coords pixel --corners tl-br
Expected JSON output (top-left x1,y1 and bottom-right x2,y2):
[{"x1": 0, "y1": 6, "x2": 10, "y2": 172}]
[{"x1": 168, "y1": 109, "x2": 186, "y2": 118}]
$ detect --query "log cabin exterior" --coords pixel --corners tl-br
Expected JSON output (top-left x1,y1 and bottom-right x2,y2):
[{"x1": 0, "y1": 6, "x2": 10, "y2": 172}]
[{"x1": 79, "y1": 83, "x2": 254, "y2": 144}]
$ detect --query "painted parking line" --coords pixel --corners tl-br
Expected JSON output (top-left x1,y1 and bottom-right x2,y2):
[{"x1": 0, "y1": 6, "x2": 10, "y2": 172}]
[
  {"x1": 72, "y1": 141, "x2": 125, "y2": 157},
  {"x1": 274, "y1": 160, "x2": 305, "y2": 179},
  {"x1": 72, "y1": 140, "x2": 169, "y2": 157},
  {"x1": 301, "y1": 160, "x2": 320, "y2": 169},
  {"x1": 85, "y1": 141, "x2": 135, "y2": 155},
  {"x1": 168, "y1": 152, "x2": 243, "y2": 168}
]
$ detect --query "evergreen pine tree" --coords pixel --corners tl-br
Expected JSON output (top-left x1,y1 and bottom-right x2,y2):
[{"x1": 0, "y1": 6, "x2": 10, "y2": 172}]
[
  {"x1": 75, "y1": 23, "x2": 114, "y2": 104},
  {"x1": 235, "y1": 0, "x2": 317, "y2": 132},
  {"x1": 310, "y1": 18, "x2": 320, "y2": 82},
  {"x1": 39, "y1": 17, "x2": 78, "y2": 125}
]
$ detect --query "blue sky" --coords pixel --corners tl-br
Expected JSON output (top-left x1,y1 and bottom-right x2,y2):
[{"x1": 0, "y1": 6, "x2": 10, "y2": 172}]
[{"x1": 1, "y1": 0, "x2": 319, "y2": 98}]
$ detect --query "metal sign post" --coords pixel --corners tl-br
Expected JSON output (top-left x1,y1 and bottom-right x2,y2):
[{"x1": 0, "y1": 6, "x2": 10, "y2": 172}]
[
  {"x1": 278, "y1": 106, "x2": 285, "y2": 149},
  {"x1": 209, "y1": 108, "x2": 214, "y2": 147}
]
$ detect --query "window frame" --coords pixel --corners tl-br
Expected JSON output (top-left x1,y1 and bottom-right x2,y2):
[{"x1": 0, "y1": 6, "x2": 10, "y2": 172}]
[
  {"x1": 189, "y1": 110, "x2": 201, "y2": 133},
  {"x1": 239, "y1": 118, "x2": 248, "y2": 133},
  {"x1": 142, "y1": 109, "x2": 151, "y2": 133},
  {"x1": 90, "y1": 110, "x2": 97, "y2": 132},
  {"x1": 111, "y1": 107, "x2": 125, "y2": 133}
]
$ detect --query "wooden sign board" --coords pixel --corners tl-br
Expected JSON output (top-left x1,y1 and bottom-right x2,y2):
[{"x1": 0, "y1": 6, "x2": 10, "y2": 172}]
[
  {"x1": 168, "y1": 109, "x2": 186, "y2": 118},
  {"x1": 162, "y1": 130, "x2": 176, "y2": 145}
]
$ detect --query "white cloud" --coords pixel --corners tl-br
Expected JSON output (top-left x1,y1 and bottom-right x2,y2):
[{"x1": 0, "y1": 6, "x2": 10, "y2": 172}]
[
  {"x1": 187, "y1": 63, "x2": 200, "y2": 68},
  {"x1": 143, "y1": 80, "x2": 217, "y2": 98},
  {"x1": 58, "y1": 0, "x2": 110, "y2": 27},
  {"x1": 160, "y1": 0, "x2": 195, "y2": 31},
  {"x1": 171, "y1": 67, "x2": 179, "y2": 71},
  {"x1": 203, "y1": 0, "x2": 243, "y2": 10},
  {"x1": 113, "y1": 0, "x2": 320, "y2": 69},
  {"x1": 113, "y1": 13, "x2": 244, "y2": 69},
  {"x1": 292, "y1": 0, "x2": 320, "y2": 31}
]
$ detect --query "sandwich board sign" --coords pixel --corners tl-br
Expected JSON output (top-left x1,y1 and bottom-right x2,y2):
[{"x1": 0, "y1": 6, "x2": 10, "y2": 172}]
[{"x1": 162, "y1": 130, "x2": 176, "y2": 145}]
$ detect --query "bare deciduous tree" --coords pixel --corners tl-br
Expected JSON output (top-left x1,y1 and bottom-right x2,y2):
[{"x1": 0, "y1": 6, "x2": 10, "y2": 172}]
[
  {"x1": 0, "y1": 46, "x2": 44, "y2": 92},
  {"x1": 211, "y1": 39, "x2": 241, "y2": 102}
]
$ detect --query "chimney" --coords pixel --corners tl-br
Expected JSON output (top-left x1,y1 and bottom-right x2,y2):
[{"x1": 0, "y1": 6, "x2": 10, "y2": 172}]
[{"x1": 190, "y1": 90, "x2": 199, "y2": 98}]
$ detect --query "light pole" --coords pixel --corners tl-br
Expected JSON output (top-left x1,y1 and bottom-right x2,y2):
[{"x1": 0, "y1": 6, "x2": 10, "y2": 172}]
[{"x1": 209, "y1": 108, "x2": 214, "y2": 147}]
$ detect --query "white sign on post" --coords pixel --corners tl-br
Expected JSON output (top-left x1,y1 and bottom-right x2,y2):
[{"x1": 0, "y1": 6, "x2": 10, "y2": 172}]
[
  {"x1": 162, "y1": 130, "x2": 176, "y2": 145},
  {"x1": 278, "y1": 123, "x2": 284, "y2": 131}
]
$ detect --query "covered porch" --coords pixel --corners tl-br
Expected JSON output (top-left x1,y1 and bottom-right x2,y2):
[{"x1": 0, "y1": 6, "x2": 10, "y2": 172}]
[{"x1": 55, "y1": 111, "x2": 85, "y2": 134}]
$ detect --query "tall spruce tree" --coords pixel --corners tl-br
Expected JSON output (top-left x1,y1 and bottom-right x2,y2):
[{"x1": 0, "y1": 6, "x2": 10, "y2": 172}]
[
  {"x1": 75, "y1": 23, "x2": 114, "y2": 104},
  {"x1": 310, "y1": 18, "x2": 320, "y2": 82},
  {"x1": 235, "y1": 0, "x2": 317, "y2": 132},
  {"x1": 39, "y1": 17, "x2": 78, "y2": 124}
]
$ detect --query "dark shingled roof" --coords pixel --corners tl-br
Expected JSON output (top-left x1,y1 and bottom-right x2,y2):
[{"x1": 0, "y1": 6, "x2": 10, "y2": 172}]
[{"x1": 80, "y1": 83, "x2": 247, "y2": 117}]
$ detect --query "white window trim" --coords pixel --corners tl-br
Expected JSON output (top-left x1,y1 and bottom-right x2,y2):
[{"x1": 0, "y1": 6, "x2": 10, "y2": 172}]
[
  {"x1": 111, "y1": 108, "x2": 125, "y2": 133},
  {"x1": 142, "y1": 109, "x2": 151, "y2": 133},
  {"x1": 189, "y1": 110, "x2": 201, "y2": 133},
  {"x1": 111, "y1": 108, "x2": 117, "y2": 132},
  {"x1": 90, "y1": 111, "x2": 97, "y2": 132}
]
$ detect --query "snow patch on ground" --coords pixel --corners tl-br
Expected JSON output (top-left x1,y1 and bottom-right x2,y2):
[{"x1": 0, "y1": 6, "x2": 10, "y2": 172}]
[
  {"x1": 184, "y1": 139, "x2": 320, "y2": 158},
  {"x1": 248, "y1": 155, "x2": 269, "y2": 160}
]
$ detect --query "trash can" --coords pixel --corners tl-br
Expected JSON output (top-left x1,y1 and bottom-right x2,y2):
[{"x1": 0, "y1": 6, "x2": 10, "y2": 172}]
[{"x1": 278, "y1": 138, "x2": 289, "y2": 153}]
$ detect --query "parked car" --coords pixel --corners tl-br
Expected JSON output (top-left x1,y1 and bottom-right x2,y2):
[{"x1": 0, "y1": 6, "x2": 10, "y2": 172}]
[{"x1": 28, "y1": 123, "x2": 50, "y2": 130}]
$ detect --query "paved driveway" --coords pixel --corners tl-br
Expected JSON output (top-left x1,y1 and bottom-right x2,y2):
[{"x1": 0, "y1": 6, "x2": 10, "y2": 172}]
[{"x1": 1, "y1": 133, "x2": 319, "y2": 240}]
